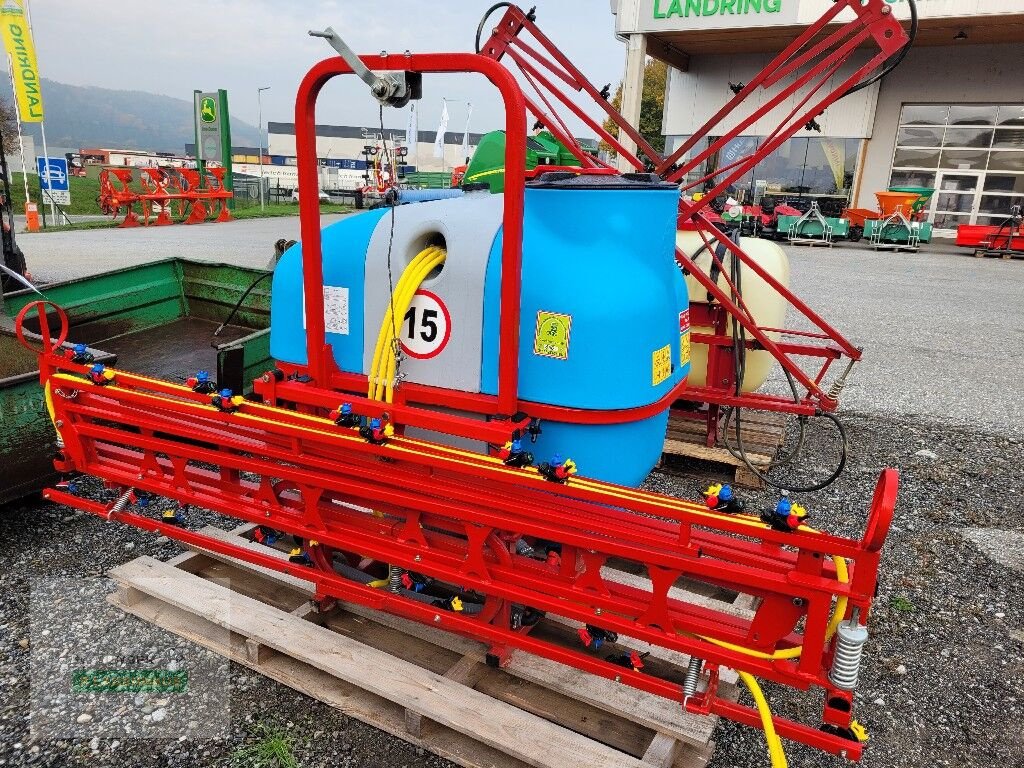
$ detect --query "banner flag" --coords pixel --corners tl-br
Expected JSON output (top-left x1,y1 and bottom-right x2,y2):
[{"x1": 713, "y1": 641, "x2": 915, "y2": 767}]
[
  {"x1": 433, "y1": 99, "x2": 449, "y2": 159},
  {"x1": 0, "y1": 0, "x2": 44, "y2": 122}
]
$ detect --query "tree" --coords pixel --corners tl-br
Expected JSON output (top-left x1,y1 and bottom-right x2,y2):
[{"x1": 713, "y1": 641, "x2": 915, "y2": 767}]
[
  {"x1": 601, "y1": 59, "x2": 668, "y2": 160},
  {"x1": 0, "y1": 98, "x2": 19, "y2": 155}
]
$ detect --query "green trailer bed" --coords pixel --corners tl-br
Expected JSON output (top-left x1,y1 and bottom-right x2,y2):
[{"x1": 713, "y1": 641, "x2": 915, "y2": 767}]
[{"x1": 1, "y1": 258, "x2": 272, "y2": 506}]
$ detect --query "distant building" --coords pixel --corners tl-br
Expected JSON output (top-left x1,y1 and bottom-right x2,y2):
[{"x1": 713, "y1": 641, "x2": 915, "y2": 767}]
[
  {"x1": 267, "y1": 122, "x2": 485, "y2": 175},
  {"x1": 79, "y1": 148, "x2": 188, "y2": 168}
]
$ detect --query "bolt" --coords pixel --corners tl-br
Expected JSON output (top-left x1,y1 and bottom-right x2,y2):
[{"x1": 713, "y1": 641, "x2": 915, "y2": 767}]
[
  {"x1": 55, "y1": 420, "x2": 63, "y2": 428},
  {"x1": 614, "y1": 675, "x2": 621, "y2": 683},
  {"x1": 434, "y1": 614, "x2": 441, "y2": 623},
  {"x1": 137, "y1": 474, "x2": 144, "y2": 480},
  {"x1": 793, "y1": 597, "x2": 806, "y2": 607},
  {"x1": 265, "y1": 511, "x2": 271, "y2": 518},
  {"x1": 595, "y1": 608, "x2": 602, "y2": 615},
  {"x1": 414, "y1": 554, "x2": 422, "y2": 562}
]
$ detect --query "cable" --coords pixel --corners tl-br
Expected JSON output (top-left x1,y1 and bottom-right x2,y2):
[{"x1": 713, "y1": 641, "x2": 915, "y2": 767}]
[
  {"x1": 475, "y1": 3, "x2": 515, "y2": 54},
  {"x1": 711, "y1": 228, "x2": 848, "y2": 492},
  {"x1": 213, "y1": 271, "x2": 272, "y2": 338},
  {"x1": 843, "y1": 0, "x2": 917, "y2": 97},
  {"x1": 738, "y1": 672, "x2": 788, "y2": 768}
]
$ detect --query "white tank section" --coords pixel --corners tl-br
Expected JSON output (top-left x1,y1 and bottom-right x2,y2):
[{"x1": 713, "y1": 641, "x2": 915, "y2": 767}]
[{"x1": 676, "y1": 231, "x2": 790, "y2": 393}]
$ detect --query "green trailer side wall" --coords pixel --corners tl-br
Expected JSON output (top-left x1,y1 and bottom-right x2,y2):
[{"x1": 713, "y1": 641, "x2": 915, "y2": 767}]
[{"x1": 0, "y1": 258, "x2": 273, "y2": 506}]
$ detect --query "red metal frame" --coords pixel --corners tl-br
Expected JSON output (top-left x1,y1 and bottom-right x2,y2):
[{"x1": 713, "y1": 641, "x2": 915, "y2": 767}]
[
  {"x1": 25, "y1": 323, "x2": 895, "y2": 758},
  {"x1": 478, "y1": 0, "x2": 907, "y2": 441}
]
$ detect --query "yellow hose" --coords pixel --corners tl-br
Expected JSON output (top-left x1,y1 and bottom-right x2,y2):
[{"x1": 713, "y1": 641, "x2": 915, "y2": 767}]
[
  {"x1": 738, "y1": 672, "x2": 788, "y2": 768},
  {"x1": 698, "y1": 554, "x2": 849, "y2": 660},
  {"x1": 367, "y1": 245, "x2": 443, "y2": 400},
  {"x1": 367, "y1": 245, "x2": 446, "y2": 403},
  {"x1": 44, "y1": 381, "x2": 62, "y2": 440},
  {"x1": 378, "y1": 251, "x2": 445, "y2": 403}
]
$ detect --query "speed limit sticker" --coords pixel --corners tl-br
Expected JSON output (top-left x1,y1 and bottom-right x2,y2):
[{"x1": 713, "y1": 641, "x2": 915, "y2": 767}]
[{"x1": 400, "y1": 290, "x2": 451, "y2": 359}]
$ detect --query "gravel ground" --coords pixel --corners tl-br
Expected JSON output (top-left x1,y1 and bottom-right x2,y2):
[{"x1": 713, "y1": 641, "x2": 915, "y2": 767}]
[{"x1": 2, "y1": 238, "x2": 1023, "y2": 767}]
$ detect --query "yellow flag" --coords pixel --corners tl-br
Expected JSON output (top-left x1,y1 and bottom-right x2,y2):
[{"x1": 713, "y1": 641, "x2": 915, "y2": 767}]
[
  {"x1": 821, "y1": 139, "x2": 846, "y2": 191},
  {"x1": 1, "y1": 0, "x2": 43, "y2": 122}
]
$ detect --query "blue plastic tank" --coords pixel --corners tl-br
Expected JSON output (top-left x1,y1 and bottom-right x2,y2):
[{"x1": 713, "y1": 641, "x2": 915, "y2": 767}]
[
  {"x1": 481, "y1": 172, "x2": 689, "y2": 485},
  {"x1": 270, "y1": 172, "x2": 689, "y2": 487}
]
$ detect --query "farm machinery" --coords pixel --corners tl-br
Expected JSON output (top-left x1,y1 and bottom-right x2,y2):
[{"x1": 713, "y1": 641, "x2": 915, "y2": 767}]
[
  {"x1": 97, "y1": 166, "x2": 233, "y2": 227},
  {"x1": 17, "y1": 1, "x2": 916, "y2": 764}
]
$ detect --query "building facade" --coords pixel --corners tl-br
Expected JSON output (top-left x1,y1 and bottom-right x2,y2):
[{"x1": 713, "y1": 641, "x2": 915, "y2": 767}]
[{"x1": 611, "y1": 0, "x2": 1024, "y2": 234}]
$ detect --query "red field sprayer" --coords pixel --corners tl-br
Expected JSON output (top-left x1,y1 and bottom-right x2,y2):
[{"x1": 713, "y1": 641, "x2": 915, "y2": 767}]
[{"x1": 17, "y1": 1, "x2": 914, "y2": 764}]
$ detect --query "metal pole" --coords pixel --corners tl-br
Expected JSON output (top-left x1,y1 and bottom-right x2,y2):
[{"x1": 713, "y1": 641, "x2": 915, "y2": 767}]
[
  {"x1": 5, "y1": 54, "x2": 29, "y2": 204},
  {"x1": 257, "y1": 86, "x2": 269, "y2": 211},
  {"x1": 23, "y1": 0, "x2": 54, "y2": 223}
]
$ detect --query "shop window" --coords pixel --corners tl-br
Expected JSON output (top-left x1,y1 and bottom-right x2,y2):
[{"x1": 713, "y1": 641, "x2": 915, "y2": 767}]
[
  {"x1": 900, "y1": 105, "x2": 948, "y2": 125},
  {"x1": 889, "y1": 170, "x2": 936, "y2": 188},
  {"x1": 943, "y1": 128, "x2": 993, "y2": 148},
  {"x1": 983, "y1": 174, "x2": 1024, "y2": 194},
  {"x1": 997, "y1": 106, "x2": 1024, "y2": 126},
  {"x1": 979, "y1": 194, "x2": 1024, "y2": 216},
  {"x1": 947, "y1": 105, "x2": 998, "y2": 126},
  {"x1": 893, "y1": 148, "x2": 939, "y2": 168},
  {"x1": 993, "y1": 129, "x2": 1024, "y2": 150},
  {"x1": 932, "y1": 212, "x2": 971, "y2": 229},
  {"x1": 896, "y1": 126, "x2": 943, "y2": 147},
  {"x1": 989, "y1": 152, "x2": 1024, "y2": 173},
  {"x1": 939, "y1": 149, "x2": 988, "y2": 170}
]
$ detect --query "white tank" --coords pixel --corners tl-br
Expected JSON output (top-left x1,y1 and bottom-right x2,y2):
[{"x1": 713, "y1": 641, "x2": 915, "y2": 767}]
[{"x1": 676, "y1": 230, "x2": 790, "y2": 393}]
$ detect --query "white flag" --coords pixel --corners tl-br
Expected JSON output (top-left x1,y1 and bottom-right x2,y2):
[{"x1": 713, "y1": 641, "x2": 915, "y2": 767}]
[
  {"x1": 405, "y1": 103, "x2": 418, "y2": 166},
  {"x1": 433, "y1": 99, "x2": 449, "y2": 159},
  {"x1": 461, "y1": 103, "x2": 473, "y2": 162}
]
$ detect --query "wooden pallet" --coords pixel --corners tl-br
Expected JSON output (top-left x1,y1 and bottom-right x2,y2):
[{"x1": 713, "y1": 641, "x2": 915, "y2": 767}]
[
  {"x1": 107, "y1": 525, "x2": 753, "y2": 768},
  {"x1": 661, "y1": 409, "x2": 786, "y2": 489}
]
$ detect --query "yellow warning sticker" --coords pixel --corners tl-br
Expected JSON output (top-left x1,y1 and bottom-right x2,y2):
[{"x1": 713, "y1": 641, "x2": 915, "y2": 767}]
[
  {"x1": 679, "y1": 310, "x2": 691, "y2": 367},
  {"x1": 534, "y1": 311, "x2": 572, "y2": 360},
  {"x1": 652, "y1": 344, "x2": 672, "y2": 386}
]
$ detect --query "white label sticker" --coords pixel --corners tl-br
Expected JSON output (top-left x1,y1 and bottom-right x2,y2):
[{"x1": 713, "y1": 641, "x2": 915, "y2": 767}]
[{"x1": 302, "y1": 285, "x2": 349, "y2": 336}]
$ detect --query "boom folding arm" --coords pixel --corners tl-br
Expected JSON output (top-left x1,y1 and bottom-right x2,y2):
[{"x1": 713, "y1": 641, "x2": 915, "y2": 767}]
[{"x1": 477, "y1": 1, "x2": 910, "y2": 434}]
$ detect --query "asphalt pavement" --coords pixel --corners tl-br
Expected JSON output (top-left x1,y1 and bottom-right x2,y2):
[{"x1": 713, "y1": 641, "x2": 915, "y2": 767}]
[
  {"x1": 776, "y1": 241, "x2": 1023, "y2": 439},
  {"x1": 17, "y1": 213, "x2": 354, "y2": 279}
]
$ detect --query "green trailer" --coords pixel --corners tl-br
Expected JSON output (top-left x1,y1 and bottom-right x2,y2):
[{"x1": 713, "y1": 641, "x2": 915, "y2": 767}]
[
  {"x1": 0, "y1": 258, "x2": 272, "y2": 506},
  {"x1": 863, "y1": 218, "x2": 933, "y2": 244}
]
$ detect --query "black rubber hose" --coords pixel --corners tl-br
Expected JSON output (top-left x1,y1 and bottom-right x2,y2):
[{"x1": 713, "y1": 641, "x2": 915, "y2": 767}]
[
  {"x1": 844, "y1": 0, "x2": 918, "y2": 97},
  {"x1": 475, "y1": 2, "x2": 515, "y2": 54},
  {"x1": 213, "y1": 271, "x2": 272, "y2": 338}
]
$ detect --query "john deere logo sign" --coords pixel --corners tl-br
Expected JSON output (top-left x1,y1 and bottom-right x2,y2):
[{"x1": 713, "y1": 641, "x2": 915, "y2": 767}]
[
  {"x1": 653, "y1": 0, "x2": 782, "y2": 19},
  {"x1": 200, "y1": 97, "x2": 217, "y2": 123}
]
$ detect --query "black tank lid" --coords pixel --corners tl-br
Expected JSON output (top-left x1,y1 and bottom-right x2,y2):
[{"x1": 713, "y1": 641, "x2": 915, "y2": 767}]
[{"x1": 527, "y1": 171, "x2": 678, "y2": 190}]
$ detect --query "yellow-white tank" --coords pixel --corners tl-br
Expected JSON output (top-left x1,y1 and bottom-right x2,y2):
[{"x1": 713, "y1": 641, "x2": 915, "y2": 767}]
[{"x1": 676, "y1": 230, "x2": 790, "y2": 393}]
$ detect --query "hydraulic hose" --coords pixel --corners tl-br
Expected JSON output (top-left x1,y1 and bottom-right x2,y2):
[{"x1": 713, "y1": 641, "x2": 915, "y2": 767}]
[
  {"x1": 697, "y1": 552, "x2": 849, "y2": 660},
  {"x1": 367, "y1": 245, "x2": 447, "y2": 403},
  {"x1": 843, "y1": 0, "x2": 918, "y2": 98},
  {"x1": 474, "y1": 3, "x2": 516, "y2": 54},
  {"x1": 738, "y1": 672, "x2": 788, "y2": 768}
]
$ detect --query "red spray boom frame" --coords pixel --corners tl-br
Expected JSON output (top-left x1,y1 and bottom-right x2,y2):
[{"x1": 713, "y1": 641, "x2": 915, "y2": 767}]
[
  {"x1": 17, "y1": 0, "x2": 909, "y2": 761},
  {"x1": 478, "y1": 0, "x2": 907, "y2": 439}
]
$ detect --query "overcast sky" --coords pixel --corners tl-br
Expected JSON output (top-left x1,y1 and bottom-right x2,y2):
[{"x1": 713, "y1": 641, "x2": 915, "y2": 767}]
[{"x1": 26, "y1": 0, "x2": 626, "y2": 135}]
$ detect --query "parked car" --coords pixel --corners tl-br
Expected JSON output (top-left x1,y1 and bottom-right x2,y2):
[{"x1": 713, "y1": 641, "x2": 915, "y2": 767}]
[{"x1": 291, "y1": 188, "x2": 331, "y2": 203}]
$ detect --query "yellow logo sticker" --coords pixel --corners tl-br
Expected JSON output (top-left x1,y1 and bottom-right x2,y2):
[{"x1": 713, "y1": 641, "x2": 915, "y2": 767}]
[
  {"x1": 652, "y1": 344, "x2": 672, "y2": 386},
  {"x1": 534, "y1": 311, "x2": 572, "y2": 360}
]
